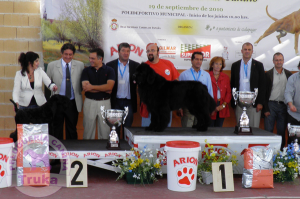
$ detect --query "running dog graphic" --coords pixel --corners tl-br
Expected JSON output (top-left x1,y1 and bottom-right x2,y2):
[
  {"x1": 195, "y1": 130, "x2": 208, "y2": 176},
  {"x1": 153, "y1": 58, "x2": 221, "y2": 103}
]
[
  {"x1": 254, "y1": 6, "x2": 300, "y2": 56},
  {"x1": 23, "y1": 149, "x2": 49, "y2": 169}
]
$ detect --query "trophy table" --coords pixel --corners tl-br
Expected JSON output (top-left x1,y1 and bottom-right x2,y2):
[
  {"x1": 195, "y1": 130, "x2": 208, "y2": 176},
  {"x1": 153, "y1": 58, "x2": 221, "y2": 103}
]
[
  {"x1": 101, "y1": 106, "x2": 128, "y2": 150},
  {"x1": 232, "y1": 88, "x2": 258, "y2": 135}
]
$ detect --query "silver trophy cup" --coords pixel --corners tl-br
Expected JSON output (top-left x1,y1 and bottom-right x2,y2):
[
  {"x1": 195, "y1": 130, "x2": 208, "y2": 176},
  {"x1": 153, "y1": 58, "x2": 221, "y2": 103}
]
[
  {"x1": 288, "y1": 123, "x2": 300, "y2": 137},
  {"x1": 101, "y1": 106, "x2": 128, "y2": 149},
  {"x1": 232, "y1": 88, "x2": 258, "y2": 135}
]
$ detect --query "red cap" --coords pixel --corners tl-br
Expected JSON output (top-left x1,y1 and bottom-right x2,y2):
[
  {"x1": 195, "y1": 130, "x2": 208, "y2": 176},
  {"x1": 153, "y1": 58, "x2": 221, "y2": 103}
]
[
  {"x1": 0, "y1": 138, "x2": 14, "y2": 144},
  {"x1": 166, "y1": 140, "x2": 200, "y2": 148}
]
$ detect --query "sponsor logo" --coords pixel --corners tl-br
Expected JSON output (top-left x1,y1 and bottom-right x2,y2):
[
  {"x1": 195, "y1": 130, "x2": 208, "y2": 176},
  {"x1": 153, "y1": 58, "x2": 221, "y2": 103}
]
[
  {"x1": 173, "y1": 157, "x2": 198, "y2": 167},
  {"x1": 84, "y1": 152, "x2": 100, "y2": 158},
  {"x1": 0, "y1": 153, "x2": 9, "y2": 163},
  {"x1": 159, "y1": 46, "x2": 176, "y2": 54},
  {"x1": 165, "y1": 69, "x2": 170, "y2": 75},
  {"x1": 160, "y1": 55, "x2": 176, "y2": 59},
  {"x1": 180, "y1": 44, "x2": 211, "y2": 59},
  {"x1": 201, "y1": 144, "x2": 229, "y2": 159},
  {"x1": 110, "y1": 44, "x2": 144, "y2": 57},
  {"x1": 110, "y1": 19, "x2": 118, "y2": 31},
  {"x1": 105, "y1": 153, "x2": 121, "y2": 158}
]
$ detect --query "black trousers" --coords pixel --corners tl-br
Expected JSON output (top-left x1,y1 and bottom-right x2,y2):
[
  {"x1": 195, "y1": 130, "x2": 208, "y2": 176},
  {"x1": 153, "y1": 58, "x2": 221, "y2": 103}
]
[{"x1": 52, "y1": 99, "x2": 78, "y2": 140}]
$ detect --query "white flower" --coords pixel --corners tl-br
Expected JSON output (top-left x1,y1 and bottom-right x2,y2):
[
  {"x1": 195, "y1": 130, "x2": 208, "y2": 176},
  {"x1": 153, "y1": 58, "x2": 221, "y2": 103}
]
[
  {"x1": 149, "y1": 154, "x2": 153, "y2": 158},
  {"x1": 133, "y1": 173, "x2": 137, "y2": 178},
  {"x1": 123, "y1": 162, "x2": 128, "y2": 166}
]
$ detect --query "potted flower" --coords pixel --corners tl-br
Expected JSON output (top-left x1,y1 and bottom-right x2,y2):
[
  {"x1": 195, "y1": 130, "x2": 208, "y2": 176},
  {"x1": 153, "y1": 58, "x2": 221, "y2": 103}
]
[
  {"x1": 112, "y1": 146, "x2": 165, "y2": 185},
  {"x1": 197, "y1": 140, "x2": 238, "y2": 184},
  {"x1": 273, "y1": 143, "x2": 299, "y2": 182}
]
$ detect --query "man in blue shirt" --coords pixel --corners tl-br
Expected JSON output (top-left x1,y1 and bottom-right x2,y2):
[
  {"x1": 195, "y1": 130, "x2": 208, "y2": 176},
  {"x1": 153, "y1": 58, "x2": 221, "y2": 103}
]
[
  {"x1": 178, "y1": 51, "x2": 213, "y2": 127},
  {"x1": 81, "y1": 48, "x2": 115, "y2": 139}
]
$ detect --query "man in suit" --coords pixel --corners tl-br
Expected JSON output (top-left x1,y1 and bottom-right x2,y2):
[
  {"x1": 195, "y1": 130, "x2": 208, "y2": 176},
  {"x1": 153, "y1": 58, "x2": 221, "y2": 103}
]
[
  {"x1": 231, "y1": 42, "x2": 266, "y2": 128},
  {"x1": 106, "y1": 43, "x2": 140, "y2": 137},
  {"x1": 47, "y1": 43, "x2": 84, "y2": 140},
  {"x1": 264, "y1": 52, "x2": 292, "y2": 150}
]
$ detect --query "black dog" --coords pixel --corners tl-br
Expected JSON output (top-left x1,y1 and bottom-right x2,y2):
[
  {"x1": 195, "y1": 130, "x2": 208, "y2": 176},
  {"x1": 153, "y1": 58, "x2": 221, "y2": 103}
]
[
  {"x1": 134, "y1": 63, "x2": 216, "y2": 132},
  {"x1": 10, "y1": 94, "x2": 69, "y2": 142}
]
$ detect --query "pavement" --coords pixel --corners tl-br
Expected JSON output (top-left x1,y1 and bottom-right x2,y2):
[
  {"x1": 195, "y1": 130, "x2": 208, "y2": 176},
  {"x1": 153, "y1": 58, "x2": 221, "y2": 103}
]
[{"x1": 1, "y1": 164, "x2": 300, "y2": 199}]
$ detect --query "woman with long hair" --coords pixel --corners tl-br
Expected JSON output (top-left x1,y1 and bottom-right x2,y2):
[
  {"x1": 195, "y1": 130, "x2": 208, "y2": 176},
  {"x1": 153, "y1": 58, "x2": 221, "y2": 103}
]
[{"x1": 12, "y1": 51, "x2": 57, "y2": 109}]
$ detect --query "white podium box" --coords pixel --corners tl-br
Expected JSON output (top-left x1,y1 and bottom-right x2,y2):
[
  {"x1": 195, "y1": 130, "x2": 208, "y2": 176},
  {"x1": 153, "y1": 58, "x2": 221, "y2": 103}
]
[{"x1": 124, "y1": 127, "x2": 281, "y2": 174}]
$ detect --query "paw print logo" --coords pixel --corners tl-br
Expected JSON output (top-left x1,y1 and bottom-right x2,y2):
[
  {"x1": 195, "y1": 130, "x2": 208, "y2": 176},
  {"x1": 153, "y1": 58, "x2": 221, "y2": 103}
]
[
  {"x1": 0, "y1": 164, "x2": 6, "y2": 183},
  {"x1": 176, "y1": 166, "x2": 195, "y2": 187}
]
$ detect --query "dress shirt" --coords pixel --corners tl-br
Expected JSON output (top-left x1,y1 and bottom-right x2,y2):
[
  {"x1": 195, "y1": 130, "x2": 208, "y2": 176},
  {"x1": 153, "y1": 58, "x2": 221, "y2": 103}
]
[
  {"x1": 269, "y1": 69, "x2": 286, "y2": 102},
  {"x1": 179, "y1": 67, "x2": 214, "y2": 98},
  {"x1": 116, "y1": 59, "x2": 131, "y2": 99},
  {"x1": 59, "y1": 59, "x2": 75, "y2": 100},
  {"x1": 284, "y1": 72, "x2": 300, "y2": 121},
  {"x1": 239, "y1": 58, "x2": 252, "y2": 91}
]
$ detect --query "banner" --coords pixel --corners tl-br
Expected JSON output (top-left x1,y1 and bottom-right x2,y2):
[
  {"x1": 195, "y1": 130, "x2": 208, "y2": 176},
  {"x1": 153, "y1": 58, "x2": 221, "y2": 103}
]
[{"x1": 41, "y1": 0, "x2": 300, "y2": 70}]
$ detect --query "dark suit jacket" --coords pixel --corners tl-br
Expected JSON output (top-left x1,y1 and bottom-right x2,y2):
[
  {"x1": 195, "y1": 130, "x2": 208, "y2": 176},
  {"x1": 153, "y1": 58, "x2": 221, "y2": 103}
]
[
  {"x1": 106, "y1": 59, "x2": 140, "y2": 113},
  {"x1": 263, "y1": 67, "x2": 292, "y2": 113},
  {"x1": 230, "y1": 59, "x2": 266, "y2": 108}
]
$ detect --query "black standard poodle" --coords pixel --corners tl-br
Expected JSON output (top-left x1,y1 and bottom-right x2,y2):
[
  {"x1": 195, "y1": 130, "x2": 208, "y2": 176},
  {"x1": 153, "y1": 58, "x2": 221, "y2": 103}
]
[
  {"x1": 10, "y1": 94, "x2": 69, "y2": 142},
  {"x1": 133, "y1": 63, "x2": 216, "y2": 132}
]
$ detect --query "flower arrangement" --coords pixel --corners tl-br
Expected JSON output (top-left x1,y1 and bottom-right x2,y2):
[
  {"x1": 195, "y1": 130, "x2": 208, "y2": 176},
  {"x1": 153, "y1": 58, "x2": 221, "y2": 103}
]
[
  {"x1": 197, "y1": 140, "x2": 238, "y2": 183},
  {"x1": 273, "y1": 143, "x2": 300, "y2": 182},
  {"x1": 112, "y1": 146, "x2": 165, "y2": 184}
]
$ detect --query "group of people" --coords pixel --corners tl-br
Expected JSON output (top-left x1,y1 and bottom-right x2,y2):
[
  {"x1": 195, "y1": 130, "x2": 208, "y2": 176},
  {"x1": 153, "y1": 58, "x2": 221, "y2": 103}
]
[{"x1": 12, "y1": 42, "x2": 300, "y2": 149}]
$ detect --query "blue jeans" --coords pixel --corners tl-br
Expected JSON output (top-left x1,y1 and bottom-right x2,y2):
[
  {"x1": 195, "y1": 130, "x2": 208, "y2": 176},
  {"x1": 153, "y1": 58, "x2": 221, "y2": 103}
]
[
  {"x1": 19, "y1": 104, "x2": 38, "y2": 110},
  {"x1": 264, "y1": 101, "x2": 287, "y2": 150},
  {"x1": 142, "y1": 112, "x2": 172, "y2": 127}
]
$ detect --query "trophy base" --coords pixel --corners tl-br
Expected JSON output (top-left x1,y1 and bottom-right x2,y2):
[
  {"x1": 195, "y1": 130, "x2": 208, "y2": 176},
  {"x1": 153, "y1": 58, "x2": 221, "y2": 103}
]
[
  {"x1": 234, "y1": 126, "x2": 253, "y2": 135},
  {"x1": 106, "y1": 142, "x2": 121, "y2": 150}
]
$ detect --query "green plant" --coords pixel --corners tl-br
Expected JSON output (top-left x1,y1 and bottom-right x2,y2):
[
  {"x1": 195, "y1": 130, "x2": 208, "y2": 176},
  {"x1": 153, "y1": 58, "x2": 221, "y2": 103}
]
[
  {"x1": 112, "y1": 146, "x2": 165, "y2": 184},
  {"x1": 197, "y1": 139, "x2": 238, "y2": 183},
  {"x1": 273, "y1": 143, "x2": 299, "y2": 182}
]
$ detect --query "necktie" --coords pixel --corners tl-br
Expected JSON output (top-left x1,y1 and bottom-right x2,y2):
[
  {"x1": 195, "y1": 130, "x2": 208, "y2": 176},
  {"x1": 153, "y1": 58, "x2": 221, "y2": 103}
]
[{"x1": 65, "y1": 63, "x2": 71, "y2": 99}]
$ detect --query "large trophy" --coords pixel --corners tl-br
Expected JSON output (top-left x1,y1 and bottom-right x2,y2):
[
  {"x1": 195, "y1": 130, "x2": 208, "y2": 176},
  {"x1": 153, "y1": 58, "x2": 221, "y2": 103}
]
[
  {"x1": 232, "y1": 88, "x2": 258, "y2": 135},
  {"x1": 101, "y1": 106, "x2": 128, "y2": 150}
]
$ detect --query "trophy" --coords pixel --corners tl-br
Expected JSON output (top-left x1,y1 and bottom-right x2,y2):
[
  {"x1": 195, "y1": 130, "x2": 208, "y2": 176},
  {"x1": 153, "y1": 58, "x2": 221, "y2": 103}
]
[
  {"x1": 232, "y1": 88, "x2": 258, "y2": 135},
  {"x1": 101, "y1": 106, "x2": 128, "y2": 150},
  {"x1": 288, "y1": 123, "x2": 300, "y2": 137}
]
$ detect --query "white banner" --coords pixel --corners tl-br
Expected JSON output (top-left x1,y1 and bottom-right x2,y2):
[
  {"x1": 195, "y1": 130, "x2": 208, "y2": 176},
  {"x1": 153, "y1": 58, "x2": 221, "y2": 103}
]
[
  {"x1": 103, "y1": 0, "x2": 300, "y2": 70},
  {"x1": 41, "y1": 0, "x2": 300, "y2": 70}
]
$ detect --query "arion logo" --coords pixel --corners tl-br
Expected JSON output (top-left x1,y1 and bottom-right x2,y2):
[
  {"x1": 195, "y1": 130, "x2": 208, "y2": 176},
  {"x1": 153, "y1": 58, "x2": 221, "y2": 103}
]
[
  {"x1": 110, "y1": 44, "x2": 144, "y2": 57},
  {"x1": 180, "y1": 44, "x2": 211, "y2": 58}
]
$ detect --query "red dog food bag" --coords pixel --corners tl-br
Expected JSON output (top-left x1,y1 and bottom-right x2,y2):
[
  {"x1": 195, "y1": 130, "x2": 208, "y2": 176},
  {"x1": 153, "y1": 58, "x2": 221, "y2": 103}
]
[
  {"x1": 17, "y1": 124, "x2": 50, "y2": 186},
  {"x1": 241, "y1": 147, "x2": 274, "y2": 189}
]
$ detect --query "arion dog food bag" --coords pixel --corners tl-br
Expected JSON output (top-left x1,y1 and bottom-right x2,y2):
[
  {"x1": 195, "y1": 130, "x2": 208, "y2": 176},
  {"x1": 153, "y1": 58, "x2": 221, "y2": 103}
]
[
  {"x1": 17, "y1": 124, "x2": 50, "y2": 186},
  {"x1": 241, "y1": 147, "x2": 273, "y2": 188}
]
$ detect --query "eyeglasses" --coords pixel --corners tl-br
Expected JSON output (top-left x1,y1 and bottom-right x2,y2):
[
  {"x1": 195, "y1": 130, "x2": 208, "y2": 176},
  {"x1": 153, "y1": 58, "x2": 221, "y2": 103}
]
[{"x1": 146, "y1": 49, "x2": 157, "y2": 53}]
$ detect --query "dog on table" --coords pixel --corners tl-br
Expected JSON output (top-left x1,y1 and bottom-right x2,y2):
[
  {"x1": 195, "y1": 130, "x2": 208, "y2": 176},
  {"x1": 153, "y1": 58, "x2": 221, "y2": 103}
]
[
  {"x1": 133, "y1": 63, "x2": 216, "y2": 132},
  {"x1": 254, "y1": 5, "x2": 300, "y2": 55},
  {"x1": 10, "y1": 94, "x2": 69, "y2": 142}
]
